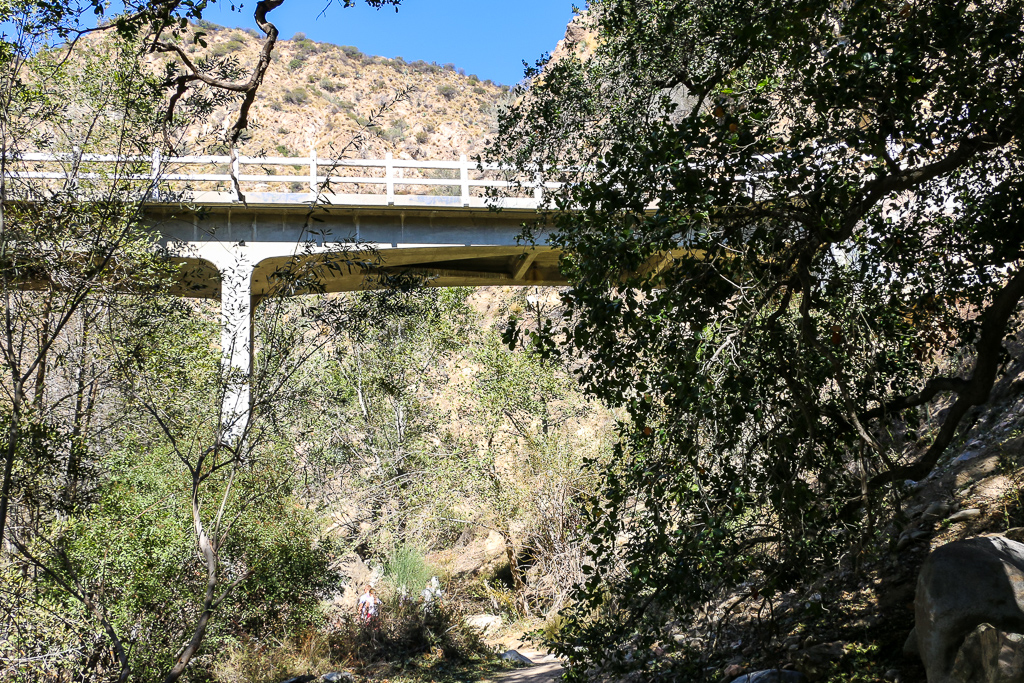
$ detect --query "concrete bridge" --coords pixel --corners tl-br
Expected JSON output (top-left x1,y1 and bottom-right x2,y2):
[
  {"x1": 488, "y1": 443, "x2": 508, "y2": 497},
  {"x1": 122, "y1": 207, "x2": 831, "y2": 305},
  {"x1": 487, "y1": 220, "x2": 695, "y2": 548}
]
[{"x1": 9, "y1": 150, "x2": 570, "y2": 435}]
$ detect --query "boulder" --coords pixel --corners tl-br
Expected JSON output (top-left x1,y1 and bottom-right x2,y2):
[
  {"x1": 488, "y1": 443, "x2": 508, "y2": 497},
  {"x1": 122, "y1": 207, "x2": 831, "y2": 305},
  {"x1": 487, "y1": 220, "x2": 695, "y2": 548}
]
[
  {"x1": 500, "y1": 649, "x2": 535, "y2": 665},
  {"x1": 949, "y1": 509, "x2": 983, "y2": 523},
  {"x1": 914, "y1": 537, "x2": 1024, "y2": 683},
  {"x1": 464, "y1": 613, "x2": 504, "y2": 635},
  {"x1": 318, "y1": 674, "x2": 355, "y2": 683},
  {"x1": 904, "y1": 628, "x2": 920, "y2": 658},
  {"x1": 278, "y1": 677, "x2": 316, "y2": 683},
  {"x1": 722, "y1": 663, "x2": 748, "y2": 680},
  {"x1": 732, "y1": 670, "x2": 807, "y2": 683},
  {"x1": 951, "y1": 623, "x2": 1024, "y2": 683}
]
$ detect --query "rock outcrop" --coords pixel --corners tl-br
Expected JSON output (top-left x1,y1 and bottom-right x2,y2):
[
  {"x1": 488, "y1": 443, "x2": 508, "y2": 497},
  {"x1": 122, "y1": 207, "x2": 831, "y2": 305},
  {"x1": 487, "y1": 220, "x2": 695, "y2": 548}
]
[
  {"x1": 951, "y1": 623, "x2": 1024, "y2": 683},
  {"x1": 913, "y1": 537, "x2": 1024, "y2": 682}
]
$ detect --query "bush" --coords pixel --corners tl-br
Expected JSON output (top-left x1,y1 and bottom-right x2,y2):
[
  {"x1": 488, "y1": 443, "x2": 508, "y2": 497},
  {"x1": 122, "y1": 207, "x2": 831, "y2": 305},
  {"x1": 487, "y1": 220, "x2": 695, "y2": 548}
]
[
  {"x1": 473, "y1": 86, "x2": 487, "y2": 95},
  {"x1": 384, "y1": 545, "x2": 434, "y2": 593},
  {"x1": 275, "y1": 144, "x2": 291, "y2": 157},
  {"x1": 288, "y1": 57, "x2": 305, "y2": 71},
  {"x1": 210, "y1": 39, "x2": 244, "y2": 57},
  {"x1": 320, "y1": 77, "x2": 342, "y2": 93},
  {"x1": 329, "y1": 597, "x2": 491, "y2": 664},
  {"x1": 468, "y1": 73, "x2": 480, "y2": 83},
  {"x1": 340, "y1": 45, "x2": 361, "y2": 59},
  {"x1": 436, "y1": 84, "x2": 458, "y2": 101},
  {"x1": 283, "y1": 87, "x2": 309, "y2": 105},
  {"x1": 408, "y1": 59, "x2": 439, "y2": 74},
  {"x1": 415, "y1": 130, "x2": 429, "y2": 144},
  {"x1": 291, "y1": 31, "x2": 306, "y2": 41}
]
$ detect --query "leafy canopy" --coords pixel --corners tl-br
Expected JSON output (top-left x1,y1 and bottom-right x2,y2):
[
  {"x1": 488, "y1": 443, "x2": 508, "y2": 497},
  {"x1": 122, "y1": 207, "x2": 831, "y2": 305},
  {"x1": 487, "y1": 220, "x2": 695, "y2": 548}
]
[{"x1": 488, "y1": 0, "x2": 1024, "y2": 676}]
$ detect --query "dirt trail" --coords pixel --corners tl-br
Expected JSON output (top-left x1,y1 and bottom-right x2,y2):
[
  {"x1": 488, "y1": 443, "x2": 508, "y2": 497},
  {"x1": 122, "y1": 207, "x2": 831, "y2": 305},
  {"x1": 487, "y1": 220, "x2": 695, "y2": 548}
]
[{"x1": 491, "y1": 650, "x2": 562, "y2": 683}]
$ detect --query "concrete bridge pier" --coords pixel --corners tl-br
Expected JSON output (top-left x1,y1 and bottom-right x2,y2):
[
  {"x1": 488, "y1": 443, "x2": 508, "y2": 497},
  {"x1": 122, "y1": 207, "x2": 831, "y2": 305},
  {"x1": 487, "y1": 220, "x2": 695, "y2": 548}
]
[{"x1": 204, "y1": 245, "x2": 254, "y2": 442}]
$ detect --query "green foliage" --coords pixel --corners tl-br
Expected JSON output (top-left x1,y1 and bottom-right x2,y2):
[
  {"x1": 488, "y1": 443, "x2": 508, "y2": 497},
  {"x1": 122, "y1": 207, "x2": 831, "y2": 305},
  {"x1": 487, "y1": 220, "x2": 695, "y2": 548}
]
[
  {"x1": 488, "y1": 0, "x2": 1024, "y2": 677},
  {"x1": 385, "y1": 545, "x2": 436, "y2": 593},
  {"x1": 330, "y1": 596, "x2": 492, "y2": 664},
  {"x1": 320, "y1": 76, "x2": 342, "y2": 93},
  {"x1": 291, "y1": 31, "x2": 306, "y2": 41},
  {"x1": 340, "y1": 44, "x2": 363, "y2": 60},
  {"x1": 283, "y1": 86, "x2": 310, "y2": 104},
  {"x1": 210, "y1": 39, "x2": 244, "y2": 57},
  {"x1": 436, "y1": 84, "x2": 458, "y2": 101}
]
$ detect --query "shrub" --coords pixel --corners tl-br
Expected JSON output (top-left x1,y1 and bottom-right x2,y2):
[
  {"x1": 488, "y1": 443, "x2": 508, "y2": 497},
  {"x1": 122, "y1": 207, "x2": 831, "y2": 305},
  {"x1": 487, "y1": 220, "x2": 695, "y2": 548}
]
[
  {"x1": 408, "y1": 59, "x2": 439, "y2": 74},
  {"x1": 320, "y1": 77, "x2": 342, "y2": 93},
  {"x1": 340, "y1": 45, "x2": 361, "y2": 59},
  {"x1": 468, "y1": 73, "x2": 480, "y2": 83},
  {"x1": 275, "y1": 144, "x2": 291, "y2": 157},
  {"x1": 268, "y1": 100, "x2": 283, "y2": 111},
  {"x1": 443, "y1": 62, "x2": 455, "y2": 71},
  {"x1": 329, "y1": 597, "x2": 491, "y2": 664},
  {"x1": 436, "y1": 84, "x2": 458, "y2": 101},
  {"x1": 473, "y1": 86, "x2": 487, "y2": 95},
  {"x1": 291, "y1": 31, "x2": 306, "y2": 41},
  {"x1": 385, "y1": 545, "x2": 434, "y2": 593},
  {"x1": 283, "y1": 87, "x2": 309, "y2": 105},
  {"x1": 415, "y1": 130, "x2": 429, "y2": 144},
  {"x1": 288, "y1": 57, "x2": 305, "y2": 71},
  {"x1": 195, "y1": 19, "x2": 224, "y2": 31},
  {"x1": 210, "y1": 39, "x2": 244, "y2": 57}
]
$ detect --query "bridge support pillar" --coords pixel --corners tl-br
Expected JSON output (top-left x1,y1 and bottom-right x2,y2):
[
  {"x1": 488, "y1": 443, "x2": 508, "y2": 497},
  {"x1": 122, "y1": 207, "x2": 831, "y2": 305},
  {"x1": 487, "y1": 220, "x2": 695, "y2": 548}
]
[{"x1": 211, "y1": 246, "x2": 254, "y2": 442}]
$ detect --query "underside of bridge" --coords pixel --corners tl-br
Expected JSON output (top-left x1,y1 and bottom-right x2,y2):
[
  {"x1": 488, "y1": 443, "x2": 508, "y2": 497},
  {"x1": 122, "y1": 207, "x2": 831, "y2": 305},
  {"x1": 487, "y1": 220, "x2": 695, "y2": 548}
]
[
  {"x1": 150, "y1": 200, "x2": 566, "y2": 299},
  {"x1": 146, "y1": 197, "x2": 567, "y2": 438}
]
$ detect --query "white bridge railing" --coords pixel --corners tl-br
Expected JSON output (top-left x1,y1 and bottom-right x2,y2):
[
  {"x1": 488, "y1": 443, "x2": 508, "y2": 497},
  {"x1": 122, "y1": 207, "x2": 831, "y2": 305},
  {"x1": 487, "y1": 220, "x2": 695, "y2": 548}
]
[{"x1": 4, "y1": 150, "x2": 560, "y2": 208}]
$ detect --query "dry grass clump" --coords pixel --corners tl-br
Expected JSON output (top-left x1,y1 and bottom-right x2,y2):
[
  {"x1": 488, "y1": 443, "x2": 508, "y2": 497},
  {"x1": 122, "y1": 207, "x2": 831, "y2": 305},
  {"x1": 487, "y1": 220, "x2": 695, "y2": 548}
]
[
  {"x1": 212, "y1": 630, "x2": 338, "y2": 683},
  {"x1": 211, "y1": 598, "x2": 493, "y2": 682}
]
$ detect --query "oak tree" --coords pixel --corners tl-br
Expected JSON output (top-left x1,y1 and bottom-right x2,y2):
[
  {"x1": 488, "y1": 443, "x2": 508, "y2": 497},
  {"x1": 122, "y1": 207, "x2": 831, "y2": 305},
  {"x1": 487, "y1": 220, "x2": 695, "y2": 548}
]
[{"x1": 489, "y1": 0, "x2": 1024, "y2": 676}]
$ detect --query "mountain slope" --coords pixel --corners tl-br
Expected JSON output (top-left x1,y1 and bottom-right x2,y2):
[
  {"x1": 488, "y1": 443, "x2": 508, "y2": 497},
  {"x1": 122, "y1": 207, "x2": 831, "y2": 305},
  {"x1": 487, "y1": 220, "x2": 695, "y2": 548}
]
[{"x1": 172, "y1": 24, "x2": 509, "y2": 162}]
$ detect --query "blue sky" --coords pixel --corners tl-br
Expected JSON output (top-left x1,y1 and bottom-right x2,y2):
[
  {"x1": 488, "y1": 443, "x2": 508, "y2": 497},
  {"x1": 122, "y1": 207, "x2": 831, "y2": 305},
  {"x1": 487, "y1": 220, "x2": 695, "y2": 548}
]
[{"x1": 200, "y1": 0, "x2": 580, "y2": 86}]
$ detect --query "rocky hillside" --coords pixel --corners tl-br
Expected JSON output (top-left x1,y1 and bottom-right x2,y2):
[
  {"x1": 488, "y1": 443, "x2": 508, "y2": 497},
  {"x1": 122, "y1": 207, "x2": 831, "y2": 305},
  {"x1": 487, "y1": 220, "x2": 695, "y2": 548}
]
[{"x1": 166, "y1": 22, "x2": 511, "y2": 161}]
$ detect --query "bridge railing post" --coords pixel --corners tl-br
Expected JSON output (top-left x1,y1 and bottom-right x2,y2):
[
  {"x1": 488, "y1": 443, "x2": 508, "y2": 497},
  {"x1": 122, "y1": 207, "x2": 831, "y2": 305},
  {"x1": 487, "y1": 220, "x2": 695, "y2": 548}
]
[
  {"x1": 460, "y1": 154, "x2": 470, "y2": 207},
  {"x1": 386, "y1": 152, "x2": 395, "y2": 205},
  {"x1": 150, "y1": 149, "x2": 161, "y2": 201},
  {"x1": 310, "y1": 147, "x2": 318, "y2": 194}
]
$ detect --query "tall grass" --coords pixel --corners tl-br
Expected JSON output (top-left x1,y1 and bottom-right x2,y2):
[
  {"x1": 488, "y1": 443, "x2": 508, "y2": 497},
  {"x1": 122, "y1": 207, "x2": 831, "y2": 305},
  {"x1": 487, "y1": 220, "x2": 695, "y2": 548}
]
[{"x1": 385, "y1": 544, "x2": 436, "y2": 594}]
